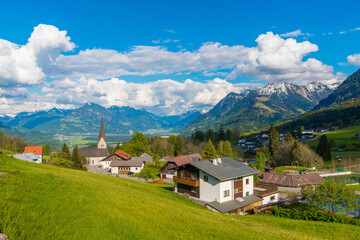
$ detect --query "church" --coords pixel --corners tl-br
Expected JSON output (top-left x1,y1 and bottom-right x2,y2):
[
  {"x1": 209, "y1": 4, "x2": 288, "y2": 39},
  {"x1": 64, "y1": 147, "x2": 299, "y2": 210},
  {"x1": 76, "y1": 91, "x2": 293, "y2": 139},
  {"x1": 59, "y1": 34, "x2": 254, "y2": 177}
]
[{"x1": 78, "y1": 119, "x2": 110, "y2": 165}]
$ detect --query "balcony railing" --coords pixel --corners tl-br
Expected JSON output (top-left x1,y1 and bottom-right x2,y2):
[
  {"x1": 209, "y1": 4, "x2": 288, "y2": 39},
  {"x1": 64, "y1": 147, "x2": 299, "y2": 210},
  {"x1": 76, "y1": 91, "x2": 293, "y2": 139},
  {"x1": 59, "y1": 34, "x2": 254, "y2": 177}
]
[{"x1": 173, "y1": 176, "x2": 200, "y2": 187}]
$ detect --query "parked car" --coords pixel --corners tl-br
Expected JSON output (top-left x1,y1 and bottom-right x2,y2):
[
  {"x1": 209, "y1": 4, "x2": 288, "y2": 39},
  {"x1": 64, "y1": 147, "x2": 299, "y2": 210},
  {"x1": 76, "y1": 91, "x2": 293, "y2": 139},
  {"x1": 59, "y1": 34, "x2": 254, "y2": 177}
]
[{"x1": 127, "y1": 172, "x2": 134, "y2": 176}]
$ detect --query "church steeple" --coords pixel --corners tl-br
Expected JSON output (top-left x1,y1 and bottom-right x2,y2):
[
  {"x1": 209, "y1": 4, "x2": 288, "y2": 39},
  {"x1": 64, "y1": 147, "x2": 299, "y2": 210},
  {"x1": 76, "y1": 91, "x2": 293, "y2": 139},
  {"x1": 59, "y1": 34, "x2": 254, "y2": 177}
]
[{"x1": 98, "y1": 118, "x2": 107, "y2": 149}]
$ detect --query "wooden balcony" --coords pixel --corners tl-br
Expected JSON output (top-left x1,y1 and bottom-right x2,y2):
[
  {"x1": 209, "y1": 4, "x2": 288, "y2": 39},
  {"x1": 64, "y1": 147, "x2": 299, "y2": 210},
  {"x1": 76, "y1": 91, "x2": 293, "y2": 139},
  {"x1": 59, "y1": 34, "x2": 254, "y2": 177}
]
[
  {"x1": 173, "y1": 176, "x2": 200, "y2": 187},
  {"x1": 253, "y1": 183, "x2": 279, "y2": 197}
]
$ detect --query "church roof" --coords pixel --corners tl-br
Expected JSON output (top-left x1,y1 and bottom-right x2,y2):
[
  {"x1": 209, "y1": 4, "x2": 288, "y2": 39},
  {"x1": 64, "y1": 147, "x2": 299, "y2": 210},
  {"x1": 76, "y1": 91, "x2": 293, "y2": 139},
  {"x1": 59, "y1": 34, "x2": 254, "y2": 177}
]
[{"x1": 98, "y1": 119, "x2": 107, "y2": 143}]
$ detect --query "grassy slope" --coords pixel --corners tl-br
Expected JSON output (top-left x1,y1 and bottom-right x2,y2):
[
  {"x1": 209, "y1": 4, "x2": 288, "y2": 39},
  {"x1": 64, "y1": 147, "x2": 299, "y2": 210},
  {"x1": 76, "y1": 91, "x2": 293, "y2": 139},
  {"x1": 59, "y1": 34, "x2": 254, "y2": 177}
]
[{"x1": 0, "y1": 154, "x2": 359, "y2": 240}]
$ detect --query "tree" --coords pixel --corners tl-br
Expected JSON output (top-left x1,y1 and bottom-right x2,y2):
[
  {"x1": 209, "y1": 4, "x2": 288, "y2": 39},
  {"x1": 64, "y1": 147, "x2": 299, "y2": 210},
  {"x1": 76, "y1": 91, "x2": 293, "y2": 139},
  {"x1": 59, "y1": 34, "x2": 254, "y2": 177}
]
[
  {"x1": 193, "y1": 130, "x2": 205, "y2": 142},
  {"x1": 284, "y1": 132, "x2": 294, "y2": 142},
  {"x1": 269, "y1": 125, "x2": 279, "y2": 156},
  {"x1": 205, "y1": 129, "x2": 215, "y2": 141},
  {"x1": 218, "y1": 125, "x2": 225, "y2": 141},
  {"x1": 223, "y1": 141, "x2": 233, "y2": 158},
  {"x1": 255, "y1": 152, "x2": 266, "y2": 172},
  {"x1": 62, "y1": 143, "x2": 71, "y2": 159},
  {"x1": 43, "y1": 144, "x2": 52, "y2": 155},
  {"x1": 289, "y1": 140, "x2": 300, "y2": 166},
  {"x1": 71, "y1": 145, "x2": 82, "y2": 169},
  {"x1": 248, "y1": 163, "x2": 258, "y2": 183},
  {"x1": 217, "y1": 141, "x2": 224, "y2": 156},
  {"x1": 130, "y1": 132, "x2": 148, "y2": 156},
  {"x1": 316, "y1": 135, "x2": 331, "y2": 161},
  {"x1": 232, "y1": 146, "x2": 244, "y2": 160},
  {"x1": 138, "y1": 168, "x2": 154, "y2": 182},
  {"x1": 202, "y1": 139, "x2": 218, "y2": 160},
  {"x1": 302, "y1": 180, "x2": 360, "y2": 214},
  {"x1": 225, "y1": 129, "x2": 234, "y2": 141}
]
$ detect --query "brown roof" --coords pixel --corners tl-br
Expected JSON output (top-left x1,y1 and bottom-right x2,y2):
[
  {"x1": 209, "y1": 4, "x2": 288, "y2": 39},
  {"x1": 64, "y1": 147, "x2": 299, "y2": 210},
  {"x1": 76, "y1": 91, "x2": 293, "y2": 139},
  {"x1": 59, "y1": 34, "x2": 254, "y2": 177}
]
[
  {"x1": 24, "y1": 146, "x2": 43, "y2": 155},
  {"x1": 78, "y1": 148, "x2": 109, "y2": 158},
  {"x1": 110, "y1": 160, "x2": 144, "y2": 167},
  {"x1": 258, "y1": 172, "x2": 324, "y2": 187}
]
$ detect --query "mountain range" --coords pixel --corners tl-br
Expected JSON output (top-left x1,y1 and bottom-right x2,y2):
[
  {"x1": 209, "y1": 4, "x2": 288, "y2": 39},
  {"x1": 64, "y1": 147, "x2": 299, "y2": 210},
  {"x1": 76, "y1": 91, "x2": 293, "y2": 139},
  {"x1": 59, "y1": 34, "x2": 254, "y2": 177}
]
[
  {"x1": 182, "y1": 82, "x2": 333, "y2": 134},
  {"x1": 0, "y1": 104, "x2": 201, "y2": 136}
]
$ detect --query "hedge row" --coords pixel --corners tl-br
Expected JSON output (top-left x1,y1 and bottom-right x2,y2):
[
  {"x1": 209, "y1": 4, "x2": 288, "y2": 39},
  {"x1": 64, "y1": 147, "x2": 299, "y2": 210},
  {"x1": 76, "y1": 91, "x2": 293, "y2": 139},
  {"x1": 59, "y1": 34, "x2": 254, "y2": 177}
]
[{"x1": 271, "y1": 204, "x2": 360, "y2": 226}]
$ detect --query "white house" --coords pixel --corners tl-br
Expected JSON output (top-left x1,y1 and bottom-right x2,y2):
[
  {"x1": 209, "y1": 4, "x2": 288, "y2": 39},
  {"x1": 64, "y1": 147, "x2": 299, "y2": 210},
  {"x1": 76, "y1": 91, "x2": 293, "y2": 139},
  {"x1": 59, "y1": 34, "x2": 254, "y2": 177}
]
[
  {"x1": 173, "y1": 157, "x2": 279, "y2": 214},
  {"x1": 13, "y1": 153, "x2": 42, "y2": 163},
  {"x1": 100, "y1": 150, "x2": 131, "y2": 169},
  {"x1": 110, "y1": 160, "x2": 144, "y2": 174}
]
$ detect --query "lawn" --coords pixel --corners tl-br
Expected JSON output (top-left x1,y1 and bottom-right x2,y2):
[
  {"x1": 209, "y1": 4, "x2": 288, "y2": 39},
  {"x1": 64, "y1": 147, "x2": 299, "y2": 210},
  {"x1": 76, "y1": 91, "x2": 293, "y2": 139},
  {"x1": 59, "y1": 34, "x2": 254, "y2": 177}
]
[
  {"x1": 1, "y1": 154, "x2": 359, "y2": 240},
  {"x1": 274, "y1": 166, "x2": 315, "y2": 174}
]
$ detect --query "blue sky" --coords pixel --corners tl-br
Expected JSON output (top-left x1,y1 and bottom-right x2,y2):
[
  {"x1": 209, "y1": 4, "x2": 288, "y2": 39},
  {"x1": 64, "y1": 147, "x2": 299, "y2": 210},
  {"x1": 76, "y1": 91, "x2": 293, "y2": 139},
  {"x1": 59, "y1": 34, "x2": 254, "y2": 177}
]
[{"x1": 0, "y1": 0, "x2": 360, "y2": 115}]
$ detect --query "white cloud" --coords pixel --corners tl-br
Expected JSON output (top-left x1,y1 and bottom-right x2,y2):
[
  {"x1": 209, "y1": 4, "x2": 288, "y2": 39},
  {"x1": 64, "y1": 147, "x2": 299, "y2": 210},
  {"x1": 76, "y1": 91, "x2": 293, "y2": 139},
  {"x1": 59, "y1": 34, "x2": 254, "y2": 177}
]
[
  {"x1": 353, "y1": 27, "x2": 360, "y2": 31},
  {"x1": 347, "y1": 53, "x2": 360, "y2": 66},
  {"x1": 280, "y1": 29, "x2": 304, "y2": 37},
  {"x1": 0, "y1": 24, "x2": 75, "y2": 87},
  {"x1": 228, "y1": 32, "x2": 342, "y2": 85}
]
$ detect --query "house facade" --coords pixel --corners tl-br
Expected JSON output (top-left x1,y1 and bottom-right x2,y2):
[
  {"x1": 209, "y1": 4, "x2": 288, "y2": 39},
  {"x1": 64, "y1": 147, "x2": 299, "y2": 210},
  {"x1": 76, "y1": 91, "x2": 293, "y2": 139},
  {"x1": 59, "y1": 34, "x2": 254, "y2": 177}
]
[
  {"x1": 110, "y1": 160, "x2": 144, "y2": 174},
  {"x1": 100, "y1": 150, "x2": 131, "y2": 169},
  {"x1": 79, "y1": 119, "x2": 110, "y2": 165},
  {"x1": 24, "y1": 146, "x2": 43, "y2": 162},
  {"x1": 160, "y1": 153, "x2": 202, "y2": 179},
  {"x1": 173, "y1": 157, "x2": 279, "y2": 214}
]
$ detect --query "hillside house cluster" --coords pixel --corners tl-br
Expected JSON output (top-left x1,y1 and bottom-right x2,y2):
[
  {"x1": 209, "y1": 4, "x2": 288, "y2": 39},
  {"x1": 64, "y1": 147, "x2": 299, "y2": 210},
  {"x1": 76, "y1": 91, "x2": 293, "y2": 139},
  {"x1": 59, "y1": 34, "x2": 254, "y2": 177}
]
[
  {"x1": 13, "y1": 146, "x2": 43, "y2": 163},
  {"x1": 78, "y1": 120, "x2": 152, "y2": 174},
  {"x1": 172, "y1": 157, "x2": 279, "y2": 214},
  {"x1": 160, "y1": 153, "x2": 202, "y2": 178}
]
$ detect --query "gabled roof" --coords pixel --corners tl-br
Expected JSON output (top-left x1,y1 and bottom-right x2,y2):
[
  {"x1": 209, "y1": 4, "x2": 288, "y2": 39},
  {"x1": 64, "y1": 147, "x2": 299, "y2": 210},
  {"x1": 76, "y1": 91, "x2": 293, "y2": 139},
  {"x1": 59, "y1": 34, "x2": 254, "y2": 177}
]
[
  {"x1": 98, "y1": 118, "x2": 107, "y2": 143},
  {"x1": 110, "y1": 160, "x2": 144, "y2": 167},
  {"x1": 170, "y1": 155, "x2": 192, "y2": 166},
  {"x1": 78, "y1": 148, "x2": 109, "y2": 158},
  {"x1": 24, "y1": 146, "x2": 43, "y2": 155},
  {"x1": 258, "y1": 172, "x2": 323, "y2": 187},
  {"x1": 190, "y1": 157, "x2": 259, "y2": 181},
  {"x1": 114, "y1": 150, "x2": 131, "y2": 160}
]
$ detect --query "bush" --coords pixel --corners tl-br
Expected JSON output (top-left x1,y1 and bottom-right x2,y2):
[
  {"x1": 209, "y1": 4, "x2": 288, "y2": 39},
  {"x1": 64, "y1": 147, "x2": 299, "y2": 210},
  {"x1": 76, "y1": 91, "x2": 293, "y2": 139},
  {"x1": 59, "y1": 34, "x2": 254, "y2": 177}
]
[{"x1": 270, "y1": 204, "x2": 360, "y2": 226}]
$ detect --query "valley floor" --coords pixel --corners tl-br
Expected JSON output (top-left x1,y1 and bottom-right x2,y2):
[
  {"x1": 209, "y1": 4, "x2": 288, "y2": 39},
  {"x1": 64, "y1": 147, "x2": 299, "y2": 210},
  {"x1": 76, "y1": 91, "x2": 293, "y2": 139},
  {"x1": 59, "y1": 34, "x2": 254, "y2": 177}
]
[{"x1": 1, "y1": 154, "x2": 359, "y2": 240}]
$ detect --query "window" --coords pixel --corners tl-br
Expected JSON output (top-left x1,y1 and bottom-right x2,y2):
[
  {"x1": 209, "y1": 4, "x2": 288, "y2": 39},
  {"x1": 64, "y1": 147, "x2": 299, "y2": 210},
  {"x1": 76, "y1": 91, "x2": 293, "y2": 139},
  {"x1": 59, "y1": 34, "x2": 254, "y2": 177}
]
[
  {"x1": 270, "y1": 196, "x2": 276, "y2": 201},
  {"x1": 246, "y1": 178, "x2": 249, "y2": 185},
  {"x1": 246, "y1": 191, "x2": 249, "y2": 196},
  {"x1": 192, "y1": 186, "x2": 197, "y2": 192},
  {"x1": 135, "y1": 168, "x2": 138, "y2": 170},
  {"x1": 224, "y1": 190, "x2": 230, "y2": 197},
  {"x1": 204, "y1": 175, "x2": 208, "y2": 182},
  {"x1": 191, "y1": 172, "x2": 197, "y2": 180},
  {"x1": 234, "y1": 187, "x2": 242, "y2": 193}
]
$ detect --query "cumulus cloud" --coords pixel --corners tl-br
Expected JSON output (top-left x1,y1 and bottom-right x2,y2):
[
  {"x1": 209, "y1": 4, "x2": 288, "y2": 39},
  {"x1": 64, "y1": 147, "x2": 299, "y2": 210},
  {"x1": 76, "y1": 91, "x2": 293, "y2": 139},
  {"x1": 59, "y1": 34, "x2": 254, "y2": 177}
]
[
  {"x1": 228, "y1": 32, "x2": 342, "y2": 85},
  {"x1": 0, "y1": 24, "x2": 75, "y2": 87},
  {"x1": 347, "y1": 53, "x2": 360, "y2": 66}
]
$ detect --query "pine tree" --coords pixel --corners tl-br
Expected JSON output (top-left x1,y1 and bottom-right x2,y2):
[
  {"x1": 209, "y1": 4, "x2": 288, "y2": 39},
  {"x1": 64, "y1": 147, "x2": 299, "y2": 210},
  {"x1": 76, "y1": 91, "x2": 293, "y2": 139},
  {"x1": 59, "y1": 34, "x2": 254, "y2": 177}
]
[
  {"x1": 285, "y1": 132, "x2": 294, "y2": 142},
  {"x1": 71, "y1": 145, "x2": 82, "y2": 169},
  {"x1": 289, "y1": 140, "x2": 300, "y2": 165},
  {"x1": 217, "y1": 141, "x2": 224, "y2": 156},
  {"x1": 269, "y1": 125, "x2": 279, "y2": 156},
  {"x1": 43, "y1": 144, "x2": 52, "y2": 155},
  {"x1": 218, "y1": 125, "x2": 225, "y2": 141},
  {"x1": 223, "y1": 141, "x2": 233, "y2": 158},
  {"x1": 255, "y1": 152, "x2": 266, "y2": 172},
  {"x1": 62, "y1": 143, "x2": 71, "y2": 159},
  {"x1": 202, "y1": 139, "x2": 218, "y2": 160},
  {"x1": 316, "y1": 135, "x2": 332, "y2": 161}
]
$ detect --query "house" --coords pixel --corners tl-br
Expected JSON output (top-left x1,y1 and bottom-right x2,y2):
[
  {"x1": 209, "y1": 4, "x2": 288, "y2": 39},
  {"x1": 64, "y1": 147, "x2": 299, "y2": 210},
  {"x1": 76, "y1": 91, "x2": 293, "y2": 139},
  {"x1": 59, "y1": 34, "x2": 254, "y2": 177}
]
[
  {"x1": 100, "y1": 150, "x2": 131, "y2": 169},
  {"x1": 131, "y1": 152, "x2": 153, "y2": 163},
  {"x1": 258, "y1": 172, "x2": 324, "y2": 187},
  {"x1": 173, "y1": 157, "x2": 279, "y2": 214},
  {"x1": 24, "y1": 146, "x2": 43, "y2": 162},
  {"x1": 110, "y1": 160, "x2": 144, "y2": 174},
  {"x1": 13, "y1": 153, "x2": 42, "y2": 163},
  {"x1": 160, "y1": 153, "x2": 202, "y2": 178},
  {"x1": 78, "y1": 119, "x2": 110, "y2": 165},
  {"x1": 355, "y1": 133, "x2": 360, "y2": 139},
  {"x1": 302, "y1": 130, "x2": 314, "y2": 139}
]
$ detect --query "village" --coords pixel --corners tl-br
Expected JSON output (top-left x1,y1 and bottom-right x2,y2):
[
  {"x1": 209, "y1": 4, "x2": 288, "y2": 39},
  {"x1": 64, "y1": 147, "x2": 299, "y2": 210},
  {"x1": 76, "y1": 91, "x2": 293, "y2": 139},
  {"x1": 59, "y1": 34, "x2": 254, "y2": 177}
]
[{"x1": 11, "y1": 120, "x2": 360, "y2": 217}]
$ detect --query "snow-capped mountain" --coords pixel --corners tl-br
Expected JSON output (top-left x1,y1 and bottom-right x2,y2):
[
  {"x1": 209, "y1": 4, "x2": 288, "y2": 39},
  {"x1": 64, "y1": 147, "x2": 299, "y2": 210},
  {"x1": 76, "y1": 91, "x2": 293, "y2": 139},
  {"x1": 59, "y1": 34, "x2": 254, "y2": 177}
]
[{"x1": 182, "y1": 81, "x2": 333, "y2": 134}]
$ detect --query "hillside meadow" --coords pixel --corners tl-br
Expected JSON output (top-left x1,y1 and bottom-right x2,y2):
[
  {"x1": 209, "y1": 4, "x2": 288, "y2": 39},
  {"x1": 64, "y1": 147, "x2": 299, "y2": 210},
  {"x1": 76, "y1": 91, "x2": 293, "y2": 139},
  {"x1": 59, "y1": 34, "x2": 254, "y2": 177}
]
[{"x1": 0, "y1": 154, "x2": 359, "y2": 240}]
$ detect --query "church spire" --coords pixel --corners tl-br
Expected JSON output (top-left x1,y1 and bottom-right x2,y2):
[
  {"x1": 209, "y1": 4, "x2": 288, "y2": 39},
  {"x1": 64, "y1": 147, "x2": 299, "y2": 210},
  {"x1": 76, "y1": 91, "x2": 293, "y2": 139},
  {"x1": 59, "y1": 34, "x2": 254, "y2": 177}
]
[{"x1": 98, "y1": 118, "x2": 107, "y2": 149}]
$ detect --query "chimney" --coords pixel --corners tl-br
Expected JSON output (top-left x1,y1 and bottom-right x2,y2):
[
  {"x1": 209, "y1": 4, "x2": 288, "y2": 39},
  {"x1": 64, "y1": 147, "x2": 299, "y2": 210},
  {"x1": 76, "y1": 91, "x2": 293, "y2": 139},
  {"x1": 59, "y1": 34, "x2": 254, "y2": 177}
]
[
  {"x1": 212, "y1": 158, "x2": 218, "y2": 165},
  {"x1": 217, "y1": 157, "x2": 222, "y2": 164}
]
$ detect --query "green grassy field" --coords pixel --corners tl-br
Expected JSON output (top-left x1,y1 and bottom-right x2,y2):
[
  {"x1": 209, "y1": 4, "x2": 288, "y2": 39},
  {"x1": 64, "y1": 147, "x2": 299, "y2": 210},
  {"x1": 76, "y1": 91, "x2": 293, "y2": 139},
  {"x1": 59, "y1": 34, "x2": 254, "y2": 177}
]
[
  {"x1": 350, "y1": 185, "x2": 360, "y2": 191},
  {"x1": 274, "y1": 166, "x2": 315, "y2": 174},
  {"x1": 1, "y1": 154, "x2": 360, "y2": 240}
]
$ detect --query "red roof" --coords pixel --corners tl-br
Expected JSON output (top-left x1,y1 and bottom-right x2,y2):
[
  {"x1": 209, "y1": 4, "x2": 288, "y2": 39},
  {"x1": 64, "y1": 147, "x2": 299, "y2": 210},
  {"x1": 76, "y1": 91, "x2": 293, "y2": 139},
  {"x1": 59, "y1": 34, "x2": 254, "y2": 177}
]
[
  {"x1": 258, "y1": 172, "x2": 323, "y2": 187},
  {"x1": 115, "y1": 150, "x2": 131, "y2": 160},
  {"x1": 24, "y1": 146, "x2": 43, "y2": 155}
]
